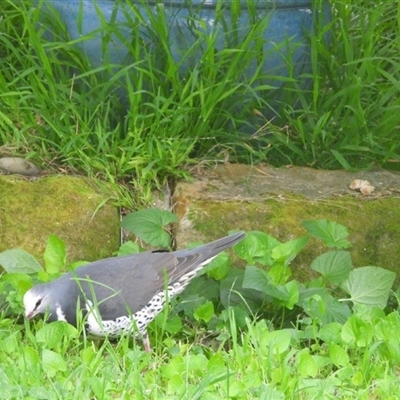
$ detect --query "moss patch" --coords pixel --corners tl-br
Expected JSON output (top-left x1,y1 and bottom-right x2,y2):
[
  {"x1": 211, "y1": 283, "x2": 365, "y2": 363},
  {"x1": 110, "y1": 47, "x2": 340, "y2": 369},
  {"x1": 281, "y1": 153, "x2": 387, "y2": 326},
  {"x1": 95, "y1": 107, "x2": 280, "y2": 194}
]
[
  {"x1": 175, "y1": 194, "x2": 400, "y2": 282},
  {"x1": 0, "y1": 175, "x2": 119, "y2": 266}
]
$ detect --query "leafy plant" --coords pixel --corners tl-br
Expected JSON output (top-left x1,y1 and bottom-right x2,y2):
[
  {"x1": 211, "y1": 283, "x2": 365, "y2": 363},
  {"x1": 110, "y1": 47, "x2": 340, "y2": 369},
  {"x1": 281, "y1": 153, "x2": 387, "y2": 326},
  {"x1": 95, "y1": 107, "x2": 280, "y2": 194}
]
[
  {"x1": 121, "y1": 208, "x2": 178, "y2": 248},
  {"x1": 0, "y1": 218, "x2": 400, "y2": 397},
  {"x1": 173, "y1": 219, "x2": 396, "y2": 347}
]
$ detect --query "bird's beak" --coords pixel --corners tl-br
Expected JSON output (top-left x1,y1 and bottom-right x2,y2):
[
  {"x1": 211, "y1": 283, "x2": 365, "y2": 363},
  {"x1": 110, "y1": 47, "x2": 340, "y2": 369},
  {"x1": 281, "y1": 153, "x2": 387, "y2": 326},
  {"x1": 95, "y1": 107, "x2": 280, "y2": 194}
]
[{"x1": 25, "y1": 310, "x2": 35, "y2": 320}]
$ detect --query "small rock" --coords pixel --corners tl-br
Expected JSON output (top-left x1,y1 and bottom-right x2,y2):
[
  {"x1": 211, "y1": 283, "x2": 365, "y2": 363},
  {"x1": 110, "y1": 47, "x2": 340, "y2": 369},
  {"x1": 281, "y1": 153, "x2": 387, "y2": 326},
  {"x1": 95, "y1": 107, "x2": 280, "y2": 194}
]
[
  {"x1": 0, "y1": 157, "x2": 41, "y2": 176},
  {"x1": 349, "y1": 179, "x2": 375, "y2": 196}
]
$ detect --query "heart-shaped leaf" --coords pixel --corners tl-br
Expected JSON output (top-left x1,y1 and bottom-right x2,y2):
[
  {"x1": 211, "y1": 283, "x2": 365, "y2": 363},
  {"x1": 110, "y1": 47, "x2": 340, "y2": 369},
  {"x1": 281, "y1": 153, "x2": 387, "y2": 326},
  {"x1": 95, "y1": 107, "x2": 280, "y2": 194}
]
[
  {"x1": 42, "y1": 349, "x2": 67, "y2": 377},
  {"x1": 311, "y1": 251, "x2": 352, "y2": 285},
  {"x1": 302, "y1": 220, "x2": 350, "y2": 249},
  {"x1": 44, "y1": 234, "x2": 66, "y2": 275},
  {"x1": 0, "y1": 249, "x2": 43, "y2": 274},
  {"x1": 341, "y1": 266, "x2": 395, "y2": 309},
  {"x1": 121, "y1": 208, "x2": 177, "y2": 248}
]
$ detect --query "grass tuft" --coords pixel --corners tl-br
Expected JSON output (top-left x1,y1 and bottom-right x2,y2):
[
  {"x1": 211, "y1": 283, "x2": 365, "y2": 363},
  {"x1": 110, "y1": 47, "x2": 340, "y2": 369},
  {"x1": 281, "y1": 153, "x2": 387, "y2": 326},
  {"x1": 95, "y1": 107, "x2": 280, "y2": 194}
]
[{"x1": 1, "y1": 0, "x2": 399, "y2": 201}]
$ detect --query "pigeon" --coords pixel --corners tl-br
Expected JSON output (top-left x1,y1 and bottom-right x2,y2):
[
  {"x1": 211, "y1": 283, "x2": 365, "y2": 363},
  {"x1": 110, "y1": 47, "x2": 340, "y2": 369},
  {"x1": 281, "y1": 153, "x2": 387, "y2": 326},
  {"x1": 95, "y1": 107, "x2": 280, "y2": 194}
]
[{"x1": 23, "y1": 231, "x2": 245, "y2": 351}]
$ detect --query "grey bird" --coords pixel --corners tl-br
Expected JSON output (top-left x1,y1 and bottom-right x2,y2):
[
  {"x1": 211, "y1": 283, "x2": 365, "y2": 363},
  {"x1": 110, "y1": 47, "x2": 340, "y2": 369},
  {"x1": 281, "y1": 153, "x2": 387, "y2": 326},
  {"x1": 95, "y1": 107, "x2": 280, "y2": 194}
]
[{"x1": 23, "y1": 231, "x2": 245, "y2": 351}]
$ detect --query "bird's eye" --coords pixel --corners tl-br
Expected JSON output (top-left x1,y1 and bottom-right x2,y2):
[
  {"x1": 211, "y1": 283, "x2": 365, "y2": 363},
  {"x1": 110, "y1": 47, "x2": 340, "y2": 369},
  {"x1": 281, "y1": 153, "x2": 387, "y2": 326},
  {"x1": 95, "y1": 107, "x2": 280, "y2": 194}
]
[{"x1": 35, "y1": 299, "x2": 42, "y2": 309}]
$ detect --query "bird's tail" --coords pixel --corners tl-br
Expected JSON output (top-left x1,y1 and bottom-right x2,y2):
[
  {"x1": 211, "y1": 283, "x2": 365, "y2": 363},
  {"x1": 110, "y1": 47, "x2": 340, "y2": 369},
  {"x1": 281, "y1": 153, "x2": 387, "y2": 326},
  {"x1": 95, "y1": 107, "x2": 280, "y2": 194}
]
[
  {"x1": 169, "y1": 231, "x2": 246, "y2": 286},
  {"x1": 174, "y1": 231, "x2": 246, "y2": 260}
]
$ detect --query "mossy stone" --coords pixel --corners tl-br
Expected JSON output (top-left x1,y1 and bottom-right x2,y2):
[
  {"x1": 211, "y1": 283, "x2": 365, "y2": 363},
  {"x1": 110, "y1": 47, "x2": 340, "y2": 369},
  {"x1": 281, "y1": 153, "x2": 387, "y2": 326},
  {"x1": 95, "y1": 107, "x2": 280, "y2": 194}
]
[
  {"x1": 0, "y1": 175, "x2": 119, "y2": 266},
  {"x1": 173, "y1": 165, "x2": 400, "y2": 282}
]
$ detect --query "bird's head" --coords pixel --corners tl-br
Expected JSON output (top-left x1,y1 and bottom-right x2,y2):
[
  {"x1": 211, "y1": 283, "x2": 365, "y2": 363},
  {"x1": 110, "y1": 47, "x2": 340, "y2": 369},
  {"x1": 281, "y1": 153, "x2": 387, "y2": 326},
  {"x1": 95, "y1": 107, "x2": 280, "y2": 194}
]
[{"x1": 23, "y1": 284, "x2": 55, "y2": 320}]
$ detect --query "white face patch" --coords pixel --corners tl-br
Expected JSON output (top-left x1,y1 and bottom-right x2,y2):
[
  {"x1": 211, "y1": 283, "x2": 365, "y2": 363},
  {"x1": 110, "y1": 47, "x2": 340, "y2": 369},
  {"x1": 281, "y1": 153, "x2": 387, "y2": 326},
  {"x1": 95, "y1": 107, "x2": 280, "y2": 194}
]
[{"x1": 23, "y1": 290, "x2": 39, "y2": 318}]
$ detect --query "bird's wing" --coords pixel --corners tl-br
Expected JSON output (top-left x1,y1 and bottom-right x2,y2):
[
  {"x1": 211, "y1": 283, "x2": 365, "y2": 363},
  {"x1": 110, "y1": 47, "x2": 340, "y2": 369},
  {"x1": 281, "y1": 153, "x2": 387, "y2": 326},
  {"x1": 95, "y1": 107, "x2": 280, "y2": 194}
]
[
  {"x1": 71, "y1": 251, "x2": 188, "y2": 319},
  {"x1": 69, "y1": 232, "x2": 245, "y2": 320}
]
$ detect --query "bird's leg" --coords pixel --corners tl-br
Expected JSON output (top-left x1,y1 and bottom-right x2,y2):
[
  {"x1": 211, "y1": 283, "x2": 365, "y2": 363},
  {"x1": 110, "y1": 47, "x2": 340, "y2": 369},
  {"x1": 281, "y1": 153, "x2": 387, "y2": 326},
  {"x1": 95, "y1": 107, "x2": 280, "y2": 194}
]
[{"x1": 142, "y1": 331, "x2": 151, "y2": 353}]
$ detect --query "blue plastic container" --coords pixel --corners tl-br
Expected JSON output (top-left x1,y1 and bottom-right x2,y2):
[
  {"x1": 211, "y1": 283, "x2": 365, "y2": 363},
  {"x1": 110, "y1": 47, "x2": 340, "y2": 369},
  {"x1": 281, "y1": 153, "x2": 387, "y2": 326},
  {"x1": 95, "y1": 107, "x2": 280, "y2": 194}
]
[{"x1": 36, "y1": 0, "x2": 330, "y2": 118}]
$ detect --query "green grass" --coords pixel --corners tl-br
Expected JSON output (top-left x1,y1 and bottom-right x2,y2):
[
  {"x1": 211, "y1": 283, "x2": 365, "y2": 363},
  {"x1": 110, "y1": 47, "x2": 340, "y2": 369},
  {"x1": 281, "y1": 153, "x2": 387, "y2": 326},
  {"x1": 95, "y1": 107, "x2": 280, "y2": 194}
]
[
  {"x1": 1, "y1": 0, "x2": 399, "y2": 205},
  {"x1": 1, "y1": 1, "x2": 400, "y2": 397},
  {"x1": 0, "y1": 0, "x2": 279, "y2": 199},
  {"x1": 270, "y1": 0, "x2": 400, "y2": 170},
  {"x1": 1, "y1": 316, "x2": 398, "y2": 399}
]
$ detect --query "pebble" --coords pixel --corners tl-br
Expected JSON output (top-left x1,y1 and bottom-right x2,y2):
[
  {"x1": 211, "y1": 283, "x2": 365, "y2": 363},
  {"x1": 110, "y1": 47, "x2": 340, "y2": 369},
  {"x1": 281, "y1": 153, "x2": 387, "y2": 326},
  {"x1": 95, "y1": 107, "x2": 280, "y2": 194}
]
[{"x1": 0, "y1": 157, "x2": 41, "y2": 176}]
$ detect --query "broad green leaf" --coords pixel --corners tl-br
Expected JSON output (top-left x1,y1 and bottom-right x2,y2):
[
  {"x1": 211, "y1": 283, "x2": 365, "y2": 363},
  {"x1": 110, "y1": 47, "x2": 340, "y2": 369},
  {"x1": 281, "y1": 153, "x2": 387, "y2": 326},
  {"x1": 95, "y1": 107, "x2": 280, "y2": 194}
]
[
  {"x1": 268, "y1": 329, "x2": 291, "y2": 354},
  {"x1": 242, "y1": 266, "x2": 293, "y2": 303},
  {"x1": 352, "y1": 371, "x2": 364, "y2": 386},
  {"x1": 0, "y1": 368, "x2": 11, "y2": 396},
  {"x1": 313, "y1": 354, "x2": 332, "y2": 370},
  {"x1": 117, "y1": 240, "x2": 141, "y2": 256},
  {"x1": 322, "y1": 296, "x2": 352, "y2": 325},
  {"x1": 242, "y1": 265, "x2": 273, "y2": 293},
  {"x1": 155, "y1": 314, "x2": 182, "y2": 334},
  {"x1": 271, "y1": 236, "x2": 310, "y2": 264},
  {"x1": 36, "y1": 321, "x2": 78, "y2": 349},
  {"x1": 1, "y1": 272, "x2": 32, "y2": 292},
  {"x1": 283, "y1": 280, "x2": 299, "y2": 309},
  {"x1": 268, "y1": 262, "x2": 292, "y2": 285},
  {"x1": 221, "y1": 305, "x2": 250, "y2": 330},
  {"x1": 341, "y1": 266, "x2": 396, "y2": 309},
  {"x1": 1, "y1": 330, "x2": 20, "y2": 354},
  {"x1": 167, "y1": 375, "x2": 185, "y2": 394},
  {"x1": 42, "y1": 349, "x2": 67, "y2": 377},
  {"x1": 28, "y1": 387, "x2": 50, "y2": 399},
  {"x1": 302, "y1": 220, "x2": 350, "y2": 249},
  {"x1": 297, "y1": 284, "x2": 327, "y2": 302},
  {"x1": 220, "y1": 269, "x2": 265, "y2": 312},
  {"x1": 269, "y1": 284, "x2": 292, "y2": 302},
  {"x1": 258, "y1": 385, "x2": 285, "y2": 400},
  {"x1": 175, "y1": 275, "x2": 220, "y2": 315},
  {"x1": 81, "y1": 346, "x2": 96, "y2": 364},
  {"x1": 44, "y1": 234, "x2": 66, "y2": 274},
  {"x1": 165, "y1": 315, "x2": 183, "y2": 334},
  {"x1": 232, "y1": 233, "x2": 259, "y2": 264},
  {"x1": 375, "y1": 312, "x2": 400, "y2": 342},
  {"x1": 204, "y1": 252, "x2": 230, "y2": 281},
  {"x1": 375, "y1": 313, "x2": 400, "y2": 365},
  {"x1": 224, "y1": 380, "x2": 245, "y2": 397},
  {"x1": 207, "y1": 353, "x2": 226, "y2": 374},
  {"x1": 194, "y1": 301, "x2": 214, "y2": 323},
  {"x1": 341, "y1": 315, "x2": 373, "y2": 347},
  {"x1": 121, "y1": 208, "x2": 177, "y2": 248},
  {"x1": 18, "y1": 346, "x2": 40, "y2": 370},
  {"x1": 233, "y1": 231, "x2": 280, "y2": 266},
  {"x1": 351, "y1": 304, "x2": 385, "y2": 322},
  {"x1": 311, "y1": 251, "x2": 352, "y2": 285},
  {"x1": 186, "y1": 353, "x2": 208, "y2": 372},
  {"x1": 318, "y1": 322, "x2": 343, "y2": 344},
  {"x1": 297, "y1": 350, "x2": 318, "y2": 377},
  {"x1": 162, "y1": 355, "x2": 185, "y2": 378},
  {"x1": 301, "y1": 292, "x2": 351, "y2": 325},
  {"x1": 329, "y1": 342, "x2": 350, "y2": 367},
  {"x1": 0, "y1": 249, "x2": 43, "y2": 274}
]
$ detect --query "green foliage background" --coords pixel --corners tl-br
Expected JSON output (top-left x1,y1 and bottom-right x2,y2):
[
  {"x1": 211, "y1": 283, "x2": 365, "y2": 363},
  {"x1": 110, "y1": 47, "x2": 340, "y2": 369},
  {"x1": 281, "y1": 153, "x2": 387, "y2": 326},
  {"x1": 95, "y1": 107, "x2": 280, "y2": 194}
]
[{"x1": 0, "y1": 0, "x2": 399, "y2": 200}]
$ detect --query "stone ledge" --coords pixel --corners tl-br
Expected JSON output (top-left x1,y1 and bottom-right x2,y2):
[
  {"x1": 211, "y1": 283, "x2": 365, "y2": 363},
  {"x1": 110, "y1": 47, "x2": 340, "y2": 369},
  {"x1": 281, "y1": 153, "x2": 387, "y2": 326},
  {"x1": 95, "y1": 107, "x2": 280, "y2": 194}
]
[
  {"x1": 173, "y1": 164, "x2": 400, "y2": 279},
  {"x1": 0, "y1": 175, "x2": 119, "y2": 264}
]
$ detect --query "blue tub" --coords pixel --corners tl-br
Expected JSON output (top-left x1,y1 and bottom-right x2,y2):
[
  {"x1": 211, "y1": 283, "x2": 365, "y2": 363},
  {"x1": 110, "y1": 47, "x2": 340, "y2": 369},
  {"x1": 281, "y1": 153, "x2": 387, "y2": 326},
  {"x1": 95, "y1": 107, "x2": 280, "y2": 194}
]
[{"x1": 36, "y1": 0, "x2": 331, "y2": 119}]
